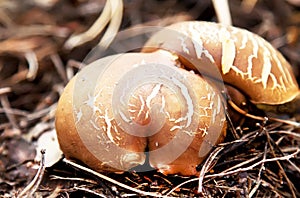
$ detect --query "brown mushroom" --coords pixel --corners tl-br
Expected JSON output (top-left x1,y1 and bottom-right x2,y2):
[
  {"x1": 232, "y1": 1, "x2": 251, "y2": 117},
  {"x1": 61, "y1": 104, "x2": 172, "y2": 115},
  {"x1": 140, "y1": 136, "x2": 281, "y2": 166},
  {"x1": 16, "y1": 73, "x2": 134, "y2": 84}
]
[
  {"x1": 55, "y1": 50, "x2": 226, "y2": 176},
  {"x1": 142, "y1": 21, "x2": 299, "y2": 111}
]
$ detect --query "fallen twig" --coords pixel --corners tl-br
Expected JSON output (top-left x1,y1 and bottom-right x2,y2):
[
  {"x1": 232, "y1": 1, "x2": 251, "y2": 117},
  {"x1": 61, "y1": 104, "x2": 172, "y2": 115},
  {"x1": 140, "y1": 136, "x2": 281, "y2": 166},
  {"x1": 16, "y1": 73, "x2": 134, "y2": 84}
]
[{"x1": 17, "y1": 150, "x2": 46, "y2": 198}]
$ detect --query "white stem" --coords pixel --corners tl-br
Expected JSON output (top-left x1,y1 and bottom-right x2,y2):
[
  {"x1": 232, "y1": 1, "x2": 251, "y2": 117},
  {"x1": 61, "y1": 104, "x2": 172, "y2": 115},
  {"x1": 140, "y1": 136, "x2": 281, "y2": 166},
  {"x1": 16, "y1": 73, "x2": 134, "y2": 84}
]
[
  {"x1": 212, "y1": 0, "x2": 232, "y2": 25},
  {"x1": 64, "y1": 0, "x2": 118, "y2": 49},
  {"x1": 98, "y1": 0, "x2": 123, "y2": 50}
]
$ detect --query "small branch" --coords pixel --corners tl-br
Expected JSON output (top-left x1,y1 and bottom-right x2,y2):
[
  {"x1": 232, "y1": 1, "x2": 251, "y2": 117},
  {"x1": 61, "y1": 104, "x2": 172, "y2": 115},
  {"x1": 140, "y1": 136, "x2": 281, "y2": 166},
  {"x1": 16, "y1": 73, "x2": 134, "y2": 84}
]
[
  {"x1": 50, "y1": 54, "x2": 68, "y2": 84},
  {"x1": 62, "y1": 158, "x2": 165, "y2": 197},
  {"x1": 0, "y1": 87, "x2": 19, "y2": 130},
  {"x1": 206, "y1": 149, "x2": 300, "y2": 178},
  {"x1": 228, "y1": 100, "x2": 300, "y2": 127},
  {"x1": 198, "y1": 147, "x2": 224, "y2": 193},
  {"x1": 17, "y1": 150, "x2": 46, "y2": 198},
  {"x1": 73, "y1": 187, "x2": 107, "y2": 198},
  {"x1": 264, "y1": 128, "x2": 297, "y2": 198},
  {"x1": 24, "y1": 51, "x2": 39, "y2": 81},
  {"x1": 249, "y1": 143, "x2": 267, "y2": 197}
]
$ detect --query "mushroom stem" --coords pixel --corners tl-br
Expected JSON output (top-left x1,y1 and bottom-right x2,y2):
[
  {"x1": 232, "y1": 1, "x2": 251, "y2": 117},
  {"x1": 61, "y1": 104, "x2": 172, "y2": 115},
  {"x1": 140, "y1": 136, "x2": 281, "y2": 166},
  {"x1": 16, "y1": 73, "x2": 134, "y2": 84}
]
[
  {"x1": 212, "y1": 0, "x2": 232, "y2": 25},
  {"x1": 255, "y1": 91, "x2": 300, "y2": 114},
  {"x1": 64, "y1": 0, "x2": 123, "y2": 50},
  {"x1": 228, "y1": 100, "x2": 300, "y2": 127}
]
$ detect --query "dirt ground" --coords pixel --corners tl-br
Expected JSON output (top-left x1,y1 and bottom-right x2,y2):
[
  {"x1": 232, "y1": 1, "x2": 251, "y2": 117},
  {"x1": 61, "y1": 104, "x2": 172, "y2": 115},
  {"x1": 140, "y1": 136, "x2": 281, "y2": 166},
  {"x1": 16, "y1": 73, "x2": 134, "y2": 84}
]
[{"x1": 0, "y1": 0, "x2": 300, "y2": 197}]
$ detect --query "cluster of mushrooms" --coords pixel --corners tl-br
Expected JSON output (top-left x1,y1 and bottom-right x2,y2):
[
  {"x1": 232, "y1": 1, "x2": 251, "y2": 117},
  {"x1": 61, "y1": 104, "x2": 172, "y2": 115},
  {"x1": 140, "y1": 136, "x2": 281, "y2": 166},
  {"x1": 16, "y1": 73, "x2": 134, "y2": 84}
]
[{"x1": 55, "y1": 21, "x2": 299, "y2": 176}]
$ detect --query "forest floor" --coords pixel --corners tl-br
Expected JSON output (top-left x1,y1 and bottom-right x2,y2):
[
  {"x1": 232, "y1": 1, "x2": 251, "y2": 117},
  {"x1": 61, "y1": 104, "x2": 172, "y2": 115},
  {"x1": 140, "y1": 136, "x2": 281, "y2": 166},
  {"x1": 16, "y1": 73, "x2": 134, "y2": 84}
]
[{"x1": 0, "y1": 0, "x2": 300, "y2": 197}]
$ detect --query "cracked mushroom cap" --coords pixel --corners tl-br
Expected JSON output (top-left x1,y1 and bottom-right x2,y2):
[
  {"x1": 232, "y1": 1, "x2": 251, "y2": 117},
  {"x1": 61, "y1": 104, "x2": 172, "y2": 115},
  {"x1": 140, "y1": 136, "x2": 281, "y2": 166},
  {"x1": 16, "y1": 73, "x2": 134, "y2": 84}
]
[
  {"x1": 142, "y1": 21, "x2": 299, "y2": 106},
  {"x1": 55, "y1": 50, "x2": 226, "y2": 176}
]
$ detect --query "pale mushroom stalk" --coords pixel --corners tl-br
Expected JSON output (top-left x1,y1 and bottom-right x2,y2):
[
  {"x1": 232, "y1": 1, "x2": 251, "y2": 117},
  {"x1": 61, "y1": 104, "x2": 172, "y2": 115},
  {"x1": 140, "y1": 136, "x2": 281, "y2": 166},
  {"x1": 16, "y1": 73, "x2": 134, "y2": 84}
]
[
  {"x1": 97, "y1": 0, "x2": 123, "y2": 51},
  {"x1": 212, "y1": 0, "x2": 232, "y2": 25},
  {"x1": 228, "y1": 100, "x2": 300, "y2": 127},
  {"x1": 64, "y1": 0, "x2": 123, "y2": 50},
  {"x1": 255, "y1": 93, "x2": 300, "y2": 115}
]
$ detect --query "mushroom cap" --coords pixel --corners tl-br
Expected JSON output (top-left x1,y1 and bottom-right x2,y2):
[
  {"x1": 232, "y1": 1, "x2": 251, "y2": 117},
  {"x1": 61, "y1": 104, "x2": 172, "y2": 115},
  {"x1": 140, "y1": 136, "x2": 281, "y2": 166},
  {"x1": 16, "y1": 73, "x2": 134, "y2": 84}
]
[
  {"x1": 55, "y1": 50, "x2": 226, "y2": 175},
  {"x1": 142, "y1": 21, "x2": 299, "y2": 105},
  {"x1": 55, "y1": 55, "x2": 148, "y2": 172}
]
